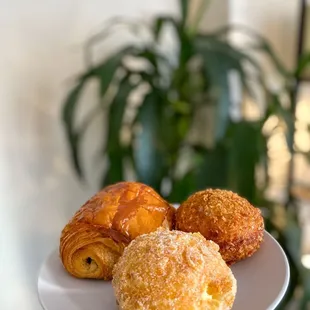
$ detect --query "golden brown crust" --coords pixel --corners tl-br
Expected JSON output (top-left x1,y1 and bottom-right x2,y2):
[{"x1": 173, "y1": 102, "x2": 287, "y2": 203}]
[
  {"x1": 112, "y1": 229, "x2": 237, "y2": 310},
  {"x1": 176, "y1": 189, "x2": 264, "y2": 264},
  {"x1": 60, "y1": 182, "x2": 175, "y2": 279}
]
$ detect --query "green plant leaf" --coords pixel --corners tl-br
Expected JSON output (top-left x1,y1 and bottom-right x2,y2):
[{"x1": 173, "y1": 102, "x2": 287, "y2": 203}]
[
  {"x1": 169, "y1": 171, "x2": 197, "y2": 202},
  {"x1": 188, "y1": 0, "x2": 211, "y2": 37},
  {"x1": 62, "y1": 78, "x2": 88, "y2": 178},
  {"x1": 195, "y1": 34, "x2": 267, "y2": 142},
  {"x1": 300, "y1": 269, "x2": 310, "y2": 310},
  {"x1": 168, "y1": 18, "x2": 193, "y2": 97},
  {"x1": 62, "y1": 47, "x2": 137, "y2": 179},
  {"x1": 84, "y1": 18, "x2": 146, "y2": 67},
  {"x1": 93, "y1": 46, "x2": 137, "y2": 97},
  {"x1": 152, "y1": 15, "x2": 190, "y2": 76},
  {"x1": 101, "y1": 75, "x2": 136, "y2": 187},
  {"x1": 257, "y1": 129, "x2": 269, "y2": 193},
  {"x1": 179, "y1": 31, "x2": 193, "y2": 67},
  {"x1": 122, "y1": 48, "x2": 171, "y2": 90},
  {"x1": 171, "y1": 100, "x2": 191, "y2": 115},
  {"x1": 295, "y1": 52, "x2": 310, "y2": 78},
  {"x1": 280, "y1": 216, "x2": 304, "y2": 309},
  {"x1": 158, "y1": 109, "x2": 186, "y2": 155},
  {"x1": 298, "y1": 150, "x2": 310, "y2": 165},
  {"x1": 193, "y1": 144, "x2": 229, "y2": 190},
  {"x1": 268, "y1": 93, "x2": 294, "y2": 148},
  {"x1": 197, "y1": 35, "x2": 262, "y2": 95},
  {"x1": 134, "y1": 91, "x2": 165, "y2": 190},
  {"x1": 254, "y1": 41, "x2": 291, "y2": 78},
  {"x1": 106, "y1": 75, "x2": 134, "y2": 150},
  {"x1": 154, "y1": 16, "x2": 179, "y2": 41},
  {"x1": 211, "y1": 24, "x2": 290, "y2": 78},
  {"x1": 197, "y1": 45, "x2": 231, "y2": 141},
  {"x1": 136, "y1": 49, "x2": 161, "y2": 75},
  {"x1": 154, "y1": 17, "x2": 165, "y2": 41},
  {"x1": 282, "y1": 214, "x2": 302, "y2": 269},
  {"x1": 212, "y1": 37, "x2": 263, "y2": 95},
  {"x1": 101, "y1": 151, "x2": 125, "y2": 187},
  {"x1": 227, "y1": 121, "x2": 260, "y2": 202},
  {"x1": 179, "y1": 0, "x2": 188, "y2": 26}
]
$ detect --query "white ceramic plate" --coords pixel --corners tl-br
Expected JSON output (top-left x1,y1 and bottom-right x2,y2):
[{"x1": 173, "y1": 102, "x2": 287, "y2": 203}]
[{"x1": 38, "y1": 231, "x2": 289, "y2": 310}]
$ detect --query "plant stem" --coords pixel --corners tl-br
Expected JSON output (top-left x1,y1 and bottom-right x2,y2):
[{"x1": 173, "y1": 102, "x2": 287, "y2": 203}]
[
  {"x1": 285, "y1": 84, "x2": 298, "y2": 209},
  {"x1": 188, "y1": 0, "x2": 211, "y2": 37},
  {"x1": 285, "y1": 0, "x2": 306, "y2": 208}
]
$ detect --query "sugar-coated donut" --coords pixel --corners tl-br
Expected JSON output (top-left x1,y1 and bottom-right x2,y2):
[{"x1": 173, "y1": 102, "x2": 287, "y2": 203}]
[{"x1": 112, "y1": 229, "x2": 237, "y2": 310}]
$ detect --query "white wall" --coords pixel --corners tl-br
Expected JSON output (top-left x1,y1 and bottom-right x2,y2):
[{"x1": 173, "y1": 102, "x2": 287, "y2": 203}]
[
  {"x1": 229, "y1": 0, "x2": 299, "y2": 69},
  {"x1": 0, "y1": 0, "x2": 179, "y2": 197},
  {"x1": 192, "y1": 0, "x2": 229, "y2": 31},
  {"x1": 0, "y1": 1, "x2": 179, "y2": 309},
  {"x1": 0, "y1": 0, "x2": 179, "y2": 216}
]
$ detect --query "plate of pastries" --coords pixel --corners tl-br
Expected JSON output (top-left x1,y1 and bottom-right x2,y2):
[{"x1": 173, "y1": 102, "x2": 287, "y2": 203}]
[{"x1": 38, "y1": 181, "x2": 289, "y2": 310}]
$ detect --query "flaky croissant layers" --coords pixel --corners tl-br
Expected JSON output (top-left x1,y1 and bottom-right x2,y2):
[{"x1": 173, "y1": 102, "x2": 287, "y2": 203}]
[{"x1": 60, "y1": 182, "x2": 175, "y2": 280}]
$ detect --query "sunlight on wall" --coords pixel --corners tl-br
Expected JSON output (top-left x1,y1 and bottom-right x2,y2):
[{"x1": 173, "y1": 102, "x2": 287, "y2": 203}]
[
  {"x1": 302, "y1": 254, "x2": 310, "y2": 269},
  {"x1": 295, "y1": 100, "x2": 310, "y2": 153}
]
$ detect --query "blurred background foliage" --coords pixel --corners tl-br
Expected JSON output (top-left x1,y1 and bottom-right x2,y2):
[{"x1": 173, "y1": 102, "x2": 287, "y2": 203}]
[{"x1": 62, "y1": 0, "x2": 310, "y2": 308}]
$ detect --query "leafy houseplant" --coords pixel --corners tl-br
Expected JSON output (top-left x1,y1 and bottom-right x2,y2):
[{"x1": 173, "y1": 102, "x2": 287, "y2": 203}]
[
  {"x1": 63, "y1": 1, "x2": 280, "y2": 202},
  {"x1": 62, "y1": 0, "x2": 310, "y2": 308}
]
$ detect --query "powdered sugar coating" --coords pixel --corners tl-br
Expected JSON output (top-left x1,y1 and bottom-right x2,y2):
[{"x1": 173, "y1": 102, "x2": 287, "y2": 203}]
[{"x1": 112, "y1": 229, "x2": 236, "y2": 310}]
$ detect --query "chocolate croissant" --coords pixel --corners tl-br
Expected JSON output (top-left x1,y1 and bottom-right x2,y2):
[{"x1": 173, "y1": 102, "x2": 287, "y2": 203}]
[{"x1": 59, "y1": 181, "x2": 175, "y2": 280}]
